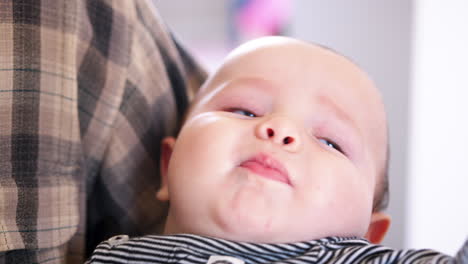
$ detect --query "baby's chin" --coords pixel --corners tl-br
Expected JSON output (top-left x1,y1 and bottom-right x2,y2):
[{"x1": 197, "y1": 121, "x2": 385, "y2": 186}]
[
  {"x1": 210, "y1": 209, "x2": 281, "y2": 243},
  {"x1": 181, "y1": 223, "x2": 355, "y2": 244},
  {"x1": 164, "y1": 211, "x2": 365, "y2": 243},
  {"x1": 163, "y1": 184, "x2": 369, "y2": 243},
  {"x1": 198, "y1": 209, "x2": 349, "y2": 244}
]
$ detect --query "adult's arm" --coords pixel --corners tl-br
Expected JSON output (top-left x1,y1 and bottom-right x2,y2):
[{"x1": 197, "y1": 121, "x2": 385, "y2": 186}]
[{"x1": 0, "y1": 0, "x2": 206, "y2": 263}]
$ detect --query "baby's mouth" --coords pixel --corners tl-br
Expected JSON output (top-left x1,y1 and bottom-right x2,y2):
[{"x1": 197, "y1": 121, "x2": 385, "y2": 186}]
[{"x1": 239, "y1": 153, "x2": 291, "y2": 186}]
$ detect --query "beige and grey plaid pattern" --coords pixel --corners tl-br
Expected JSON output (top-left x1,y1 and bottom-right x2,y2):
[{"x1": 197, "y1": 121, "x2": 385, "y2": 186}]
[{"x1": 0, "y1": 0, "x2": 206, "y2": 263}]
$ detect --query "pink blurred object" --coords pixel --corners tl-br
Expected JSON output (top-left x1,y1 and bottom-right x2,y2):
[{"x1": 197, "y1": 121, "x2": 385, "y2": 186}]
[{"x1": 235, "y1": 0, "x2": 292, "y2": 37}]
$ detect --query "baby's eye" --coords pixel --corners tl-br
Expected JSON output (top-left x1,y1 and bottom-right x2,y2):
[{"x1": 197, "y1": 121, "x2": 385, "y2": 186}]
[
  {"x1": 318, "y1": 138, "x2": 343, "y2": 154},
  {"x1": 230, "y1": 108, "x2": 257, "y2": 118}
]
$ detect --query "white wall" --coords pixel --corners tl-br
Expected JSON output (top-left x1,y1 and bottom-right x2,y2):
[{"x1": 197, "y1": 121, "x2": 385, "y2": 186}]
[
  {"x1": 407, "y1": 0, "x2": 468, "y2": 255},
  {"x1": 154, "y1": 0, "x2": 230, "y2": 70}
]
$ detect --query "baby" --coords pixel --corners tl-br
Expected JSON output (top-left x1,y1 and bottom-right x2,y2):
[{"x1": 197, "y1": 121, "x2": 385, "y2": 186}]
[{"x1": 88, "y1": 37, "x2": 467, "y2": 264}]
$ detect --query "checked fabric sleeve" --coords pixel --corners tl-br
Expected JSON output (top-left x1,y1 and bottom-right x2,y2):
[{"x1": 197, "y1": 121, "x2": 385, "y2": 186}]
[{"x1": 0, "y1": 0, "x2": 206, "y2": 263}]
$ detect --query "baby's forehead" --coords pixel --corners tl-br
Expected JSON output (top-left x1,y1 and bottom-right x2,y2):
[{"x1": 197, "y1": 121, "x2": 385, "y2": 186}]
[
  {"x1": 195, "y1": 37, "x2": 383, "y2": 117},
  {"x1": 207, "y1": 38, "x2": 371, "y2": 91},
  {"x1": 225, "y1": 37, "x2": 359, "y2": 68}
]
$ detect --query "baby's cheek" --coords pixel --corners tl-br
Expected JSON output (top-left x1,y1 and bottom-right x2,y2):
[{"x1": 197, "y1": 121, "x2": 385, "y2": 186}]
[
  {"x1": 340, "y1": 174, "x2": 374, "y2": 229},
  {"x1": 174, "y1": 114, "x2": 244, "y2": 178},
  {"x1": 303, "y1": 161, "x2": 373, "y2": 232}
]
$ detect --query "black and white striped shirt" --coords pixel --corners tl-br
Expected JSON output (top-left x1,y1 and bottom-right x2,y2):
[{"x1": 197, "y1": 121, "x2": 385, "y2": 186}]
[{"x1": 87, "y1": 234, "x2": 467, "y2": 264}]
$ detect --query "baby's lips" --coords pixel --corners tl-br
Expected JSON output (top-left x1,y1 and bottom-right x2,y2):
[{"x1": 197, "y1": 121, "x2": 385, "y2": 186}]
[{"x1": 240, "y1": 153, "x2": 291, "y2": 186}]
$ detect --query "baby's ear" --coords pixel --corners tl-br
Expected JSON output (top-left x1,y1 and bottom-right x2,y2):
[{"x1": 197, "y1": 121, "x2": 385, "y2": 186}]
[
  {"x1": 365, "y1": 212, "x2": 391, "y2": 244},
  {"x1": 156, "y1": 137, "x2": 176, "y2": 201}
]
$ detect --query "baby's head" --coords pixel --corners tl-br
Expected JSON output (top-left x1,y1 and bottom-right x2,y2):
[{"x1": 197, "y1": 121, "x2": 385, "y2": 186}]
[{"x1": 157, "y1": 37, "x2": 390, "y2": 244}]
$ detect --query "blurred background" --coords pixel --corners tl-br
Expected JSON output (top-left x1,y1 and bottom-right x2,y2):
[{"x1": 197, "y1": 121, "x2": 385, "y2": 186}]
[{"x1": 154, "y1": 0, "x2": 468, "y2": 255}]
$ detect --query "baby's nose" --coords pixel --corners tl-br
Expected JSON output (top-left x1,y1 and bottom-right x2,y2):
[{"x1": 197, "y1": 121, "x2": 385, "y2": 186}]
[{"x1": 255, "y1": 116, "x2": 302, "y2": 152}]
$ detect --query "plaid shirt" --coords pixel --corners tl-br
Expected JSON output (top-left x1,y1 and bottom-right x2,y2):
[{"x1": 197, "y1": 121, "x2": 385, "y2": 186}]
[{"x1": 0, "y1": 0, "x2": 206, "y2": 263}]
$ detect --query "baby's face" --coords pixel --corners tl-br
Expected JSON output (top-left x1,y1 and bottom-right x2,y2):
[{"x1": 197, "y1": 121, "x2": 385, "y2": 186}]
[{"x1": 159, "y1": 37, "x2": 388, "y2": 243}]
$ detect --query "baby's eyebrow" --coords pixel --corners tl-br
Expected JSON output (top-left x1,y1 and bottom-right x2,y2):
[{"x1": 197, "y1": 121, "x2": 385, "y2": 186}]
[{"x1": 317, "y1": 95, "x2": 361, "y2": 135}]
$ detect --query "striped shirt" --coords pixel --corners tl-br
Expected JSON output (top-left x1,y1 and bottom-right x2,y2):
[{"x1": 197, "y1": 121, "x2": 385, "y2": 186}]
[{"x1": 88, "y1": 234, "x2": 468, "y2": 264}]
